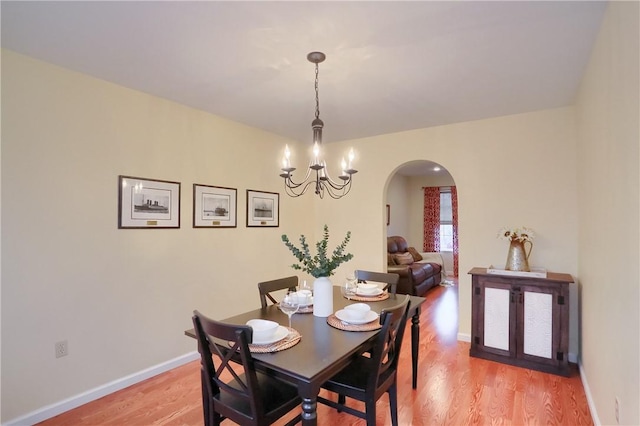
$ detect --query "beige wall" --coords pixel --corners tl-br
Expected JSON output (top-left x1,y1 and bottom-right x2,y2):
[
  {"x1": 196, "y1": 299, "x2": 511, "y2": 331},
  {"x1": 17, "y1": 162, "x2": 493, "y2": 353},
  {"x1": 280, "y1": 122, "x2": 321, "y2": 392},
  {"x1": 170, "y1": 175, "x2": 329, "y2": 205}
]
[
  {"x1": 1, "y1": 50, "x2": 317, "y2": 421},
  {"x1": 385, "y1": 173, "x2": 410, "y2": 238},
  {"x1": 575, "y1": 2, "x2": 640, "y2": 424}
]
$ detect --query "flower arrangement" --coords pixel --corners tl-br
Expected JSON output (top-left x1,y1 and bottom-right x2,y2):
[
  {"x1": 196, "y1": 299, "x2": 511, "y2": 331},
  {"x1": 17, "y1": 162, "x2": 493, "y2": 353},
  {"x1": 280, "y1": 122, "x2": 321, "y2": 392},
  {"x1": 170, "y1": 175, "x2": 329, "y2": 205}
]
[
  {"x1": 281, "y1": 225, "x2": 353, "y2": 278},
  {"x1": 498, "y1": 226, "x2": 535, "y2": 243}
]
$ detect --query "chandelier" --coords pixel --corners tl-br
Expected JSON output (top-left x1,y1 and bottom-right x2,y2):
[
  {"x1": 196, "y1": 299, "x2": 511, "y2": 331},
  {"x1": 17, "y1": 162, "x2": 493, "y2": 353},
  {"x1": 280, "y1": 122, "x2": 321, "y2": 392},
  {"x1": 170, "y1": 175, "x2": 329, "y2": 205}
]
[{"x1": 280, "y1": 51, "x2": 357, "y2": 199}]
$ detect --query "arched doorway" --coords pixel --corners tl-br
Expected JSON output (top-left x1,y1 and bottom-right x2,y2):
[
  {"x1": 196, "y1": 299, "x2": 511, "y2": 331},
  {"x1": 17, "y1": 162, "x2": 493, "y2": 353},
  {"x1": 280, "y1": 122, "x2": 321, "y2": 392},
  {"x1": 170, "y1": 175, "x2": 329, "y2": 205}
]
[{"x1": 384, "y1": 160, "x2": 457, "y2": 278}]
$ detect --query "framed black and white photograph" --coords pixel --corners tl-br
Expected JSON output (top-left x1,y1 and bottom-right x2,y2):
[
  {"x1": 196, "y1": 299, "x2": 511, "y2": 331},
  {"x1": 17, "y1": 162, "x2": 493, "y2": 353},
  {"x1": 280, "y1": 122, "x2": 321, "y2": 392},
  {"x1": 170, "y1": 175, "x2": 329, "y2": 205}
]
[
  {"x1": 246, "y1": 190, "x2": 279, "y2": 227},
  {"x1": 118, "y1": 175, "x2": 180, "y2": 229},
  {"x1": 193, "y1": 184, "x2": 237, "y2": 228}
]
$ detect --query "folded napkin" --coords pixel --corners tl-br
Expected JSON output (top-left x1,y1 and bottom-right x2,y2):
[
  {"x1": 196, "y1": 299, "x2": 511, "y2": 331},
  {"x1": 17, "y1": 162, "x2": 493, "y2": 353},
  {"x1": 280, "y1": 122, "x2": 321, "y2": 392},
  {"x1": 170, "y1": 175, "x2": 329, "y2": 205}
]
[{"x1": 326, "y1": 314, "x2": 382, "y2": 332}]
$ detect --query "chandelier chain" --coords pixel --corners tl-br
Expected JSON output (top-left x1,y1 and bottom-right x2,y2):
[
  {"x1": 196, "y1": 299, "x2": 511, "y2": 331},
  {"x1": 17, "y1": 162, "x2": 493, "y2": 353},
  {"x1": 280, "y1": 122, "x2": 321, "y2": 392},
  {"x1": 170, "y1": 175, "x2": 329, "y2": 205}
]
[{"x1": 314, "y1": 63, "x2": 320, "y2": 120}]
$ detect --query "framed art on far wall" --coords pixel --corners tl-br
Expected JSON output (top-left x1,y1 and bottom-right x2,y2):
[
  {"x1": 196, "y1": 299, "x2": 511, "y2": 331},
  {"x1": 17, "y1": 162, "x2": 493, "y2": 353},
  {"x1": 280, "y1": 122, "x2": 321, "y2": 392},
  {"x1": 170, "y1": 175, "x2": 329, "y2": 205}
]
[
  {"x1": 193, "y1": 184, "x2": 237, "y2": 228},
  {"x1": 246, "y1": 190, "x2": 279, "y2": 227},
  {"x1": 118, "y1": 175, "x2": 180, "y2": 229}
]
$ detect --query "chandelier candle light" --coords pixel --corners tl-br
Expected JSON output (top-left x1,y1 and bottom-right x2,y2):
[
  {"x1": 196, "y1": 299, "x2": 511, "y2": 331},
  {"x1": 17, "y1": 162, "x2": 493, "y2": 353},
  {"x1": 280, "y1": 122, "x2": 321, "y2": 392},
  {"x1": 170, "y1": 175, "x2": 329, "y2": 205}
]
[{"x1": 280, "y1": 52, "x2": 358, "y2": 199}]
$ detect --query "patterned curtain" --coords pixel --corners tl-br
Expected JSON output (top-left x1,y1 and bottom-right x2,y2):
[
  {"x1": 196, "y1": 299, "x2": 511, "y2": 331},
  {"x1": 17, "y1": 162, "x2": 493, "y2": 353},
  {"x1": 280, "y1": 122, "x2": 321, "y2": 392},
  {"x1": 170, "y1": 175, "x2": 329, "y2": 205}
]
[
  {"x1": 423, "y1": 187, "x2": 440, "y2": 252},
  {"x1": 451, "y1": 186, "x2": 459, "y2": 277}
]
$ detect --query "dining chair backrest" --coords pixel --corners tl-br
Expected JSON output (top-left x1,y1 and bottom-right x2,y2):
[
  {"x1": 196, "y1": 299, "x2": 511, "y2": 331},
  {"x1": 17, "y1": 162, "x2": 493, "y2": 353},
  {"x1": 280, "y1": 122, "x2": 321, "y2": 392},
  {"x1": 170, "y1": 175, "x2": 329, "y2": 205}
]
[
  {"x1": 192, "y1": 310, "x2": 301, "y2": 426},
  {"x1": 192, "y1": 310, "x2": 262, "y2": 424},
  {"x1": 258, "y1": 276, "x2": 298, "y2": 309},
  {"x1": 355, "y1": 270, "x2": 399, "y2": 295},
  {"x1": 368, "y1": 295, "x2": 410, "y2": 393}
]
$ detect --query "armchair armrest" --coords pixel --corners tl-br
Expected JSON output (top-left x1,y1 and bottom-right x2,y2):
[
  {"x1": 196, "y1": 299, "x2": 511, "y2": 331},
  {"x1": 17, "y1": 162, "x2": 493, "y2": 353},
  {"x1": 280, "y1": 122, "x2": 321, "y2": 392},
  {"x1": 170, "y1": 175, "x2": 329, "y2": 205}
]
[
  {"x1": 387, "y1": 265, "x2": 411, "y2": 278},
  {"x1": 417, "y1": 252, "x2": 444, "y2": 266}
]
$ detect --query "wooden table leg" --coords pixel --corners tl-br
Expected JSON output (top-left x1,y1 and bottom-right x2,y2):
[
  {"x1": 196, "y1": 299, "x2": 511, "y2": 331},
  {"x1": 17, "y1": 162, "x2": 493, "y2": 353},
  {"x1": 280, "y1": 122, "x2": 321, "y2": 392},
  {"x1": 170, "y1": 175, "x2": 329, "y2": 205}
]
[
  {"x1": 411, "y1": 306, "x2": 421, "y2": 389},
  {"x1": 301, "y1": 396, "x2": 318, "y2": 426}
]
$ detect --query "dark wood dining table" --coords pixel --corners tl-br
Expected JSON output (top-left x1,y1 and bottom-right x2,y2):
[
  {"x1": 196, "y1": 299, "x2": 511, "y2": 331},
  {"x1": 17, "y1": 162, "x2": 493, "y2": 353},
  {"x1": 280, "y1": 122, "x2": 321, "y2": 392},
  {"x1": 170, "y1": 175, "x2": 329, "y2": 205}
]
[{"x1": 185, "y1": 287, "x2": 425, "y2": 426}]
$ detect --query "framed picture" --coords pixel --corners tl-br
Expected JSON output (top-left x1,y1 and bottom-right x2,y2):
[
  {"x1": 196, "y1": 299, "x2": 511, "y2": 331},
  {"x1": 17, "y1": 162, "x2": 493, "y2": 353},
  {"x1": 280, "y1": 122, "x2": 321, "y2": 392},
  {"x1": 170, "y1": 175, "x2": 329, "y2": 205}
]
[
  {"x1": 386, "y1": 204, "x2": 390, "y2": 226},
  {"x1": 118, "y1": 175, "x2": 180, "y2": 229},
  {"x1": 193, "y1": 184, "x2": 237, "y2": 228},
  {"x1": 246, "y1": 190, "x2": 279, "y2": 227}
]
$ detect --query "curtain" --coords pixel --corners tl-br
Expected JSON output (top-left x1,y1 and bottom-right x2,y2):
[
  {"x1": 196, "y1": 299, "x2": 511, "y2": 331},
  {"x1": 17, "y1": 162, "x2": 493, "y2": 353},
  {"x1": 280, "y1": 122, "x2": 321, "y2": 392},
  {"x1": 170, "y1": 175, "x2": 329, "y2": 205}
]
[
  {"x1": 423, "y1": 187, "x2": 440, "y2": 252},
  {"x1": 451, "y1": 185, "x2": 459, "y2": 277}
]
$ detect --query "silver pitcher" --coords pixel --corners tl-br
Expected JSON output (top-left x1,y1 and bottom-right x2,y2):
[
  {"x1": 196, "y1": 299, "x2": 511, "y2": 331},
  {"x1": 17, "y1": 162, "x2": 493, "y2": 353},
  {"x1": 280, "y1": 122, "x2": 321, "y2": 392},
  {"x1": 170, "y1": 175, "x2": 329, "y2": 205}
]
[{"x1": 505, "y1": 240, "x2": 533, "y2": 271}]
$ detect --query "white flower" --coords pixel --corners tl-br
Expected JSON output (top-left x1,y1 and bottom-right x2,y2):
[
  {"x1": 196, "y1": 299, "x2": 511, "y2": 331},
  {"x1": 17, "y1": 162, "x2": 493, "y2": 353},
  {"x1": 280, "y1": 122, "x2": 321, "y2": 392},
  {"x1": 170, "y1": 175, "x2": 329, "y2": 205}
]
[{"x1": 498, "y1": 226, "x2": 535, "y2": 242}]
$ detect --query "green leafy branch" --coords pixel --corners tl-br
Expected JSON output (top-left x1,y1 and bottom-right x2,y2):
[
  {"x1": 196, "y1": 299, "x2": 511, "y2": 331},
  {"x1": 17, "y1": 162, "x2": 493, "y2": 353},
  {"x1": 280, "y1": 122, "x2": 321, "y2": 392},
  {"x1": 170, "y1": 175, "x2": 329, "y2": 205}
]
[{"x1": 281, "y1": 225, "x2": 354, "y2": 278}]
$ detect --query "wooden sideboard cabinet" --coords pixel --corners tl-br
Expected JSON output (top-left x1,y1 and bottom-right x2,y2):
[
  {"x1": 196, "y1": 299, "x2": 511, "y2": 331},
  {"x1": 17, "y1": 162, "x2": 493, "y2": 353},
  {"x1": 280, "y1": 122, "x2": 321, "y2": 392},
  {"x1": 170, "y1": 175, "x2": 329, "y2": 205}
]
[{"x1": 468, "y1": 267, "x2": 573, "y2": 376}]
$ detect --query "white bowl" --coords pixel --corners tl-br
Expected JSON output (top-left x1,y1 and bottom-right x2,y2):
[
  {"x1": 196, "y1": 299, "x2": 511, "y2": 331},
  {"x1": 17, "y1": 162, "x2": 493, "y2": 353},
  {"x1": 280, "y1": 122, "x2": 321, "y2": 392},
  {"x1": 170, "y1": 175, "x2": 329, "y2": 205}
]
[
  {"x1": 357, "y1": 283, "x2": 379, "y2": 294},
  {"x1": 246, "y1": 319, "x2": 279, "y2": 342},
  {"x1": 344, "y1": 303, "x2": 371, "y2": 320},
  {"x1": 295, "y1": 289, "x2": 313, "y2": 305}
]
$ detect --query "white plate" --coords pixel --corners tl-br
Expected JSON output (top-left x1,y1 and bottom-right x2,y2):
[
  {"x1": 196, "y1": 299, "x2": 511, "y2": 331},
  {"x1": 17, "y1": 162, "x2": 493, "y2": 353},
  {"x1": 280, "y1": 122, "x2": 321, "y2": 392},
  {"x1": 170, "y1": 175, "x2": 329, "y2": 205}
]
[
  {"x1": 251, "y1": 326, "x2": 289, "y2": 345},
  {"x1": 356, "y1": 288, "x2": 383, "y2": 296},
  {"x1": 335, "y1": 309, "x2": 379, "y2": 325}
]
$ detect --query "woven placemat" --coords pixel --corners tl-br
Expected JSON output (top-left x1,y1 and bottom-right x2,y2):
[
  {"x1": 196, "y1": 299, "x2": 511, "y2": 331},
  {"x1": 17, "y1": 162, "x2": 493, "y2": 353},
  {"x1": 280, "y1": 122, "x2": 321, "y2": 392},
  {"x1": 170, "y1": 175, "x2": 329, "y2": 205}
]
[
  {"x1": 298, "y1": 305, "x2": 313, "y2": 314},
  {"x1": 326, "y1": 314, "x2": 381, "y2": 332},
  {"x1": 278, "y1": 303, "x2": 313, "y2": 314},
  {"x1": 348, "y1": 291, "x2": 390, "y2": 302},
  {"x1": 230, "y1": 327, "x2": 301, "y2": 353}
]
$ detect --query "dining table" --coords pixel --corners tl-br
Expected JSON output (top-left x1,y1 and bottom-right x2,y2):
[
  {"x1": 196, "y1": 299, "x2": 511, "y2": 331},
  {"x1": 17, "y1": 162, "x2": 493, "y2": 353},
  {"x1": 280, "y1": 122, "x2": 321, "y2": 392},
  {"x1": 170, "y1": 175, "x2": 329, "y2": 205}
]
[{"x1": 184, "y1": 286, "x2": 426, "y2": 426}]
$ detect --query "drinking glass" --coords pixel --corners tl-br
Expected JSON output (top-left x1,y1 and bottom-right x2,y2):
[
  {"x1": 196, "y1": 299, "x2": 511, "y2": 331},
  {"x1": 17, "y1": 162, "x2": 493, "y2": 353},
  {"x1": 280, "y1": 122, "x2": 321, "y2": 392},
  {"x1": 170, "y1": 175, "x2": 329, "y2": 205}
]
[
  {"x1": 300, "y1": 279, "x2": 313, "y2": 294},
  {"x1": 341, "y1": 278, "x2": 357, "y2": 300},
  {"x1": 280, "y1": 290, "x2": 300, "y2": 328},
  {"x1": 299, "y1": 280, "x2": 313, "y2": 304}
]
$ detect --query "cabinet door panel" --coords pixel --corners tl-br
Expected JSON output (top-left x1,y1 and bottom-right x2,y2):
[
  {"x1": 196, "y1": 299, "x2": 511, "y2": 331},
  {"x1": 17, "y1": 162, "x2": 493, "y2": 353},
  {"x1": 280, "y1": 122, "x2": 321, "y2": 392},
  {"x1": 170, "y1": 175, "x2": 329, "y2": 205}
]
[
  {"x1": 523, "y1": 290, "x2": 553, "y2": 359},
  {"x1": 484, "y1": 287, "x2": 511, "y2": 351}
]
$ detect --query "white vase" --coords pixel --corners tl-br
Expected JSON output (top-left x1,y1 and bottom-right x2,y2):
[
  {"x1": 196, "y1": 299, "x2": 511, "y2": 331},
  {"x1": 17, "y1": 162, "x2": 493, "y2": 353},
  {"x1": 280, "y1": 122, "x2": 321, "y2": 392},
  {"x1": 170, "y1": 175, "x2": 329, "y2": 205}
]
[{"x1": 313, "y1": 276, "x2": 333, "y2": 317}]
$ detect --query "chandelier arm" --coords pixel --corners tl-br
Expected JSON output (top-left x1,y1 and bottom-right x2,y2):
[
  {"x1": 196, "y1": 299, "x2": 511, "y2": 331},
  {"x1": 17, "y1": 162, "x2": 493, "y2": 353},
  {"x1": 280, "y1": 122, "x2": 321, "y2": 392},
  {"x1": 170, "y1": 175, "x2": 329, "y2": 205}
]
[
  {"x1": 284, "y1": 179, "x2": 317, "y2": 197},
  {"x1": 324, "y1": 175, "x2": 353, "y2": 191},
  {"x1": 325, "y1": 179, "x2": 352, "y2": 199},
  {"x1": 282, "y1": 166, "x2": 313, "y2": 189}
]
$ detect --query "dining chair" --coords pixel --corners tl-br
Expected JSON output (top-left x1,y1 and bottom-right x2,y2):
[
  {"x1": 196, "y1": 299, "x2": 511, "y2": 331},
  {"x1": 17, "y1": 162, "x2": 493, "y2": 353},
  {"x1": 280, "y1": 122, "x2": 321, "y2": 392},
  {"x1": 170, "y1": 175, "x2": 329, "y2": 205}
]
[
  {"x1": 355, "y1": 270, "x2": 399, "y2": 295},
  {"x1": 258, "y1": 276, "x2": 298, "y2": 309},
  {"x1": 316, "y1": 295, "x2": 411, "y2": 426},
  {"x1": 192, "y1": 310, "x2": 301, "y2": 426}
]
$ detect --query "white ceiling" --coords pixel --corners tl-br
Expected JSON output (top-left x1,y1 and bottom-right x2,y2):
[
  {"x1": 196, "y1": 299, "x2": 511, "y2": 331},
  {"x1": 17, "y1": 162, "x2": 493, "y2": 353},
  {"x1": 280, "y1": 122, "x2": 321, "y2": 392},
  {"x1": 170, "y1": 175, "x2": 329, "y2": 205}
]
[{"x1": 1, "y1": 1, "x2": 607, "y2": 147}]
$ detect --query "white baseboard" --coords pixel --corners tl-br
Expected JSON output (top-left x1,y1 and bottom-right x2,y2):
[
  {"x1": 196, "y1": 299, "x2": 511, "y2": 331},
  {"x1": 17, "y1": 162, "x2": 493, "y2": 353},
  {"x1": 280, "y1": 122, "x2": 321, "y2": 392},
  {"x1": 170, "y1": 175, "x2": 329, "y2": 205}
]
[
  {"x1": 457, "y1": 332, "x2": 471, "y2": 342},
  {"x1": 5, "y1": 351, "x2": 200, "y2": 426},
  {"x1": 579, "y1": 360, "x2": 601, "y2": 425}
]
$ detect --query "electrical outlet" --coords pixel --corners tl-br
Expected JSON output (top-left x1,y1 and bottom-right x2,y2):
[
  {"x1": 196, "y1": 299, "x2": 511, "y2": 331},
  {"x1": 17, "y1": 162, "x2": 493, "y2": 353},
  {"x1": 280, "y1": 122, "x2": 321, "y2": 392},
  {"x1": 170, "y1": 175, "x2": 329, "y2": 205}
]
[
  {"x1": 55, "y1": 340, "x2": 68, "y2": 358},
  {"x1": 615, "y1": 396, "x2": 620, "y2": 424}
]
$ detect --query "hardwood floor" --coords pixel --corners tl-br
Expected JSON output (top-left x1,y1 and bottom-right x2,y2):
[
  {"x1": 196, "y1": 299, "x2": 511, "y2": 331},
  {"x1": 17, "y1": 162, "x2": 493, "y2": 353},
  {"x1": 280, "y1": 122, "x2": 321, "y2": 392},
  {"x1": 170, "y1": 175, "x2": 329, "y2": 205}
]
[{"x1": 38, "y1": 283, "x2": 593, "y2": 425}]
